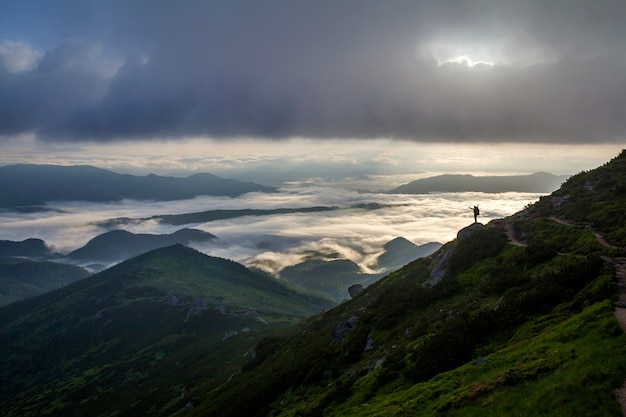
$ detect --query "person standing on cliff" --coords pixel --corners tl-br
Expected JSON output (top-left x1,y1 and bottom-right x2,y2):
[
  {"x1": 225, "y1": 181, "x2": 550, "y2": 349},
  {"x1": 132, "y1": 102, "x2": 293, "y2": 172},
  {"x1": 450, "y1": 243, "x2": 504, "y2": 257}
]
[{"x1": 469, "y1": 205, "x2": 480, "y2": 223}]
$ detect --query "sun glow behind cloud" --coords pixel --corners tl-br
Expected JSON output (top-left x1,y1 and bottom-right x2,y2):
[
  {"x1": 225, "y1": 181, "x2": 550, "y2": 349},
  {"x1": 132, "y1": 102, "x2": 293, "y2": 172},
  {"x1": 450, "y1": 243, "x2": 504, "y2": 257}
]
[
  {"x1": 440, "y1": 54, "x2": 495, "y2": 67},
  {"x1": 419, "y1": 34, "x2": 559, "y2": 70},
  {"x1": 420, "y1": 38, "x2": 504, "y2": 67}
]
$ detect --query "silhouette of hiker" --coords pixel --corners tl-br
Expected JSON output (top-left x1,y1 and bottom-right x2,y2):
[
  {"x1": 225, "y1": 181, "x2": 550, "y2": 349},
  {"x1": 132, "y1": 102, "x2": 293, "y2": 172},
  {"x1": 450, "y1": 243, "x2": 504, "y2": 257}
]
[{"x1": 469, "y1": 205, "x2": 480, "y2": 223}]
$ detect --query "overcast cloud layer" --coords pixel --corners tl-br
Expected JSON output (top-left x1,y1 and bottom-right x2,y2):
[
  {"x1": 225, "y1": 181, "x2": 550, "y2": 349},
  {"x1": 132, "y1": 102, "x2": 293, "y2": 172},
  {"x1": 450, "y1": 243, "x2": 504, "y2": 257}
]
[{"x1": 1, "y1": 0, "x2": 625, "y2": 143}]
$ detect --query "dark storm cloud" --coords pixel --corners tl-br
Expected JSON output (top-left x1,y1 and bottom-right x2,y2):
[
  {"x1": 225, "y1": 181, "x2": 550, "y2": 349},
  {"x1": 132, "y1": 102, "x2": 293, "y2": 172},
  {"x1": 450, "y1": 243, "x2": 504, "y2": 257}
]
[{"x1": 0, "y1": 0, "x2": 625, "y2": 143}]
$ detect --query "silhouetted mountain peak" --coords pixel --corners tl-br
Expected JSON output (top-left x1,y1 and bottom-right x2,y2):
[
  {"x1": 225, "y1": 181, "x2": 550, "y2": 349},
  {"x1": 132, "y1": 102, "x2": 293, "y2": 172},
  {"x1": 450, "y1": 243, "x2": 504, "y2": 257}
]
[
  {"x1": 383, "y1": 236, "x2": 417, "y2": 251},
  {"x1": 66, "y1": 228, "x2": 217, "y2": 264},
  {"x1": 388, "y1": 172, "x2": 569, "y2": 194},
  {"x1": 0, "y1": 164, "x2": 276, "y2": 209},
  {"x1": 0, "y1": 237, "x2": 57, "y2": 258}
]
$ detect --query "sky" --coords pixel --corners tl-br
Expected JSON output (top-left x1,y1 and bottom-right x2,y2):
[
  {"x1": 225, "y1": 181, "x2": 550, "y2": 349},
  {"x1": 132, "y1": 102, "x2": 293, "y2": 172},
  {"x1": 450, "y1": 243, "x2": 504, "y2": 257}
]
[{"x1": 0, "y1": 0, "x2": 624, "y2": 152}]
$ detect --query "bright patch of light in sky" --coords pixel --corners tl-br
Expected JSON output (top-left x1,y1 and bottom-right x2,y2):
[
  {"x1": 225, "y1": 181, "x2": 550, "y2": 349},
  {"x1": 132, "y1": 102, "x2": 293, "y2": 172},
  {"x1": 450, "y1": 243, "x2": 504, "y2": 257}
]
[
  {"x1": 440, "y1": 54, "x2": 495, "y2": 67},
  {"x1": 420, "y1": 39, "x2": 504, "y2": 66}
]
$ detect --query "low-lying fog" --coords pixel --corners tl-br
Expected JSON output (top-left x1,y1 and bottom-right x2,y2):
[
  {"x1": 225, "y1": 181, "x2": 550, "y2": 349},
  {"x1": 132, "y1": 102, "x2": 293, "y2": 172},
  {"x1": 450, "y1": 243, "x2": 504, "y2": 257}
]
[{"x1": 0, "y1": 178, "x2": 541, "y2": 275}]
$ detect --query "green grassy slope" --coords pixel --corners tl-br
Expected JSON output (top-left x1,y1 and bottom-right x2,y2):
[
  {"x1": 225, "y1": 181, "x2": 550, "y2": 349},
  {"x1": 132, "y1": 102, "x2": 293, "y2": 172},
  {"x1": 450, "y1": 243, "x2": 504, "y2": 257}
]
[
  {"x1": 0, "y1": 257, "x2": 90, "y2": 306},
  {"x1": 534, "y1": 149, "x2": 626, "y2": 246},
  {"x1": 0, "y1": 245, "x2": 333, "y2": 417},
  {"x1": 193, "y1": 150, "x2": 626, "y2": 417}
]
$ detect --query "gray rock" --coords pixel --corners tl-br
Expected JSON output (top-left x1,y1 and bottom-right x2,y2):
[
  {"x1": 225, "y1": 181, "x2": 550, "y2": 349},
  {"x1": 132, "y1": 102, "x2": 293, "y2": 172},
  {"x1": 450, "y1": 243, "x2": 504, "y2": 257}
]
[
  {"x1": 331, "y1": 308, "x2": 364, "y2": 344},
  {"x1": 457, "y1": 222, "x2": 485, "y2": 242},
  {"x1": 426, "y1": 247, "x2": 454, "y2": 286},
  {"x1": 165, "y1": 290, "x2": 180, "y2": 306},
  {"x1": 348, "y1": 284, "x2": 364, "y2": 299},
  {"x1": 184, "y1": 299, "x2": 208, "y2": 322}
]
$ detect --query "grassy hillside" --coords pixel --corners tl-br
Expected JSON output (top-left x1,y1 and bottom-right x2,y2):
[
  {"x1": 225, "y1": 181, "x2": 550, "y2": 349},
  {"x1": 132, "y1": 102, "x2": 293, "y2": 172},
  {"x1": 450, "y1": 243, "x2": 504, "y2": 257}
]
[
  {"x1": 0, "y1": 245, "x2": 333, "y2": 416},
  {"x1": 191, "y1": 151, "x2": 626, "y2": 417},
  {"x1": 0, "y1": 257, "x2": 90, "y2": 306},
  {"x1": 532, "y1": 149, "x2": 626, "y2": 246}
]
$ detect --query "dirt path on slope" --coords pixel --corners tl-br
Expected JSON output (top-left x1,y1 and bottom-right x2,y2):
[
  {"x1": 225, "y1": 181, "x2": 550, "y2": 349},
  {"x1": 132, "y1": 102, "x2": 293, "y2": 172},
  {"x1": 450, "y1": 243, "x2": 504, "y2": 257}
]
[
  {"x1": 505, "y1": 216, "x2": 626, "y2": 413},
  {"x1": 549, "y1": 216, "x2": 622, "y2": 250},
  {"x1": 613, "y1": 259, "x2": 626, "y2": 330},
  {"x1": 504, "y1": 222, "x2": 526, "y2": 247}
]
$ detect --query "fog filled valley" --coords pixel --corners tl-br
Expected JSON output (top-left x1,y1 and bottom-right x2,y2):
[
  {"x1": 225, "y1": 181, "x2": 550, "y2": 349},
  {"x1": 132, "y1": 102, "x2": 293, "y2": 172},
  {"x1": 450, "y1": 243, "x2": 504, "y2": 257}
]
[
  {"x1": 1, "y1": 180, "x2": 543, "y2": 269},
  {"x1": 0, "y1": 164, "x2": 549, "y2": 304}
]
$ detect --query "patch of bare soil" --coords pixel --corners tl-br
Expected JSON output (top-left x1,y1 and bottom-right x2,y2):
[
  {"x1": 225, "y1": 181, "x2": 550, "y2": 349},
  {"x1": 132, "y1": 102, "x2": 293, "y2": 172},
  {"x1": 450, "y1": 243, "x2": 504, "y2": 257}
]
[{"x1": 504, "y1": 222, "x2": 526, "y2": 247}]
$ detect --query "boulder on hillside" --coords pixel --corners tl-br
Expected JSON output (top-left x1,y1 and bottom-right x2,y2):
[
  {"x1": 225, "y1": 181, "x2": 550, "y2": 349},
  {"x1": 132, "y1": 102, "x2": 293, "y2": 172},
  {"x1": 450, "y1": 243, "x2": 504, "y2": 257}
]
[
  {"x1": 426, "y1": 246, "x2": 454, "y2": 287},
  {"x1": 457, "y1": 223, "x2": 485, "y2": 241},
  {"x1": 331, "y1": 308, "x2": 364, "y2": 344},
  {"x1": 348, "y1": 284, "x2": 364, "y2": 299},
  {"x1": 426, "y1": 223, "x2": 486, "y2": 287}
]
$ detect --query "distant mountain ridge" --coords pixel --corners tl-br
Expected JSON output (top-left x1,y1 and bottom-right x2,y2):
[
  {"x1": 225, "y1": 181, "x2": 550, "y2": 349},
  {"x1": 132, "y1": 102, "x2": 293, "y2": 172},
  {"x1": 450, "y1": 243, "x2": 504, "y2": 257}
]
[
  {"x1": 66, "y1": 228, "x2": 217, "y2": 265},
  {"x1": 376, "y1": 238, "x2": 442, "y2": 271},
  {"x1": 279, "y1": 239, "x2": 441, "y2": 302},
  {"x1": 0, "y1": 238, "x2": 59, "y2": 258},
  {"x1": 388, "y1": 172, "x2": 569, "y2": 194},
  {"x1": 98, "y1": 206, "x2": 339, "y2": 227},
  {"x1": 0, "y1": 164, "x2": 276, "y2": 209},
  {"x1": 0, "y1": 230, "x2": 218, "y2": 304}
]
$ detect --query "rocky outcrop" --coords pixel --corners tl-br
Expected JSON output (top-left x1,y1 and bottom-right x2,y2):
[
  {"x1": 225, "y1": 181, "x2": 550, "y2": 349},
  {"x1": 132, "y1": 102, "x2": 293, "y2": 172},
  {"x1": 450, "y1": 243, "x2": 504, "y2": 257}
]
[
  {"x1": 364, "y1": 333, "x2": 374, "y2": 351},
  {"x1": 184, "y1": 299, "x2": 208, "y2": 321},
  {"x1": 165, "y1": 290, "x2": 180, "y2": 306},
  {"x1": 457, "y1": 222, "x2": 485, "y2": 241},
  {"x1": 348, "y1": 284, "x2": 364, "y2": 299},
  {"x1": 331, "y1": 308, "x2": 364, "y2": 344},
  {"x1": 425, "y1": 223, "x2": 488, "y2": 286},
  {"x1": 426, "y1": 247, "x2": 454, "y2": 287}
]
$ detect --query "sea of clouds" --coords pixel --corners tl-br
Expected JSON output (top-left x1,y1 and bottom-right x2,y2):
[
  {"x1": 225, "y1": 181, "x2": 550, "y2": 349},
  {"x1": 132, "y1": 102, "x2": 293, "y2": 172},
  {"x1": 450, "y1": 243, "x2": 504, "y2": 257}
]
[{"x1": 0, "y1": 179, "x2": 541, "y2": 275}]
